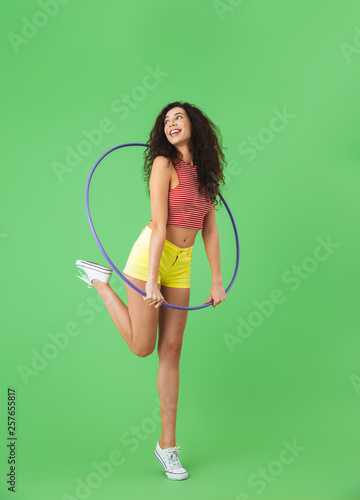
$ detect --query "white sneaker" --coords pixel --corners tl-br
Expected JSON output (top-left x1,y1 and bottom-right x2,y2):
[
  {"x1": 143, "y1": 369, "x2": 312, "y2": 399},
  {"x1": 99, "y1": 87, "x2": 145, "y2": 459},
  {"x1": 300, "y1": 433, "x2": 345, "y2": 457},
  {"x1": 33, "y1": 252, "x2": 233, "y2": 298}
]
[
  {"x1": 154, "y1": 440, "x2": 188, "y2": 480},
  {"x1": 75, "y1": 260, "x2": 113, "y2": 288}
]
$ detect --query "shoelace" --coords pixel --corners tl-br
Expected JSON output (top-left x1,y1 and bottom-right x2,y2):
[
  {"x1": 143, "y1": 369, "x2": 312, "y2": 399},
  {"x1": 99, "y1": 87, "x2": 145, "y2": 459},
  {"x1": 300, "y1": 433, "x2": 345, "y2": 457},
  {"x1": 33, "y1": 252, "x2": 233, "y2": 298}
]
[
  {"x1": 75, "y1": 270, "x2": 93, "y2": 288},
  {"x1": 165, "y1": 445, "x2": 182, "y2": 470}
]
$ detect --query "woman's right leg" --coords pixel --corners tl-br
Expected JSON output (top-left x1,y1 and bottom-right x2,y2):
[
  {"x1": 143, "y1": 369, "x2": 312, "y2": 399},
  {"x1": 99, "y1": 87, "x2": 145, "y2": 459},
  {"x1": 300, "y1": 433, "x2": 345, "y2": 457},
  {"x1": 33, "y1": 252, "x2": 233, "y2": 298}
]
[{"x1": 92, "y1": 274, "x2": 159, "y2": 358}]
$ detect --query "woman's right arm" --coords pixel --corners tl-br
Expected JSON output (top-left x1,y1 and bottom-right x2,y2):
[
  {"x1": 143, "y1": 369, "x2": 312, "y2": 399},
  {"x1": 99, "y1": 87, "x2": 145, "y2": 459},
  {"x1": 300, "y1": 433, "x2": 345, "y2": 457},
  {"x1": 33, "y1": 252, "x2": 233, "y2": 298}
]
[{"x1": 144, "y1": 156, "x2": 171, "y2": 308}]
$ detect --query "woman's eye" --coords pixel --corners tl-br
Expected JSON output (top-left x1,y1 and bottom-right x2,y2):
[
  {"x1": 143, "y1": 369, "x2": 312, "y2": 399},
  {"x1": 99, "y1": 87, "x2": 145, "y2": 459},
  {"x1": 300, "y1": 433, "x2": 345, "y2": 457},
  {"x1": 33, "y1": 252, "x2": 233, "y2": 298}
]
[{"x1": 165, "y1": 115, "x2": 182, "y2": 125}]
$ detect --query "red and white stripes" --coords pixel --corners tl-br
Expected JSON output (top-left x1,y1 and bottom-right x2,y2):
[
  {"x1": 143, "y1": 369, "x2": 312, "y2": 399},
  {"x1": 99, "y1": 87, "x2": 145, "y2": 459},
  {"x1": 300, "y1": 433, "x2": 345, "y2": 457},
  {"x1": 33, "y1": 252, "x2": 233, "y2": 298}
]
[{"x1": 167, "y1": 159, "x2": 212, "y2": 229}]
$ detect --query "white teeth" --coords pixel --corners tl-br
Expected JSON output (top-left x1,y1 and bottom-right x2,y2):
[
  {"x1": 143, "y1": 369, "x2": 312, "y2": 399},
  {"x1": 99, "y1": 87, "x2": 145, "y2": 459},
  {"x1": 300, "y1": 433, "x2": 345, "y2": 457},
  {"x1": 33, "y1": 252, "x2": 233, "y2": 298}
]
[{"x1": 170, "y1": 130, "x2": 180, "y2": 136}]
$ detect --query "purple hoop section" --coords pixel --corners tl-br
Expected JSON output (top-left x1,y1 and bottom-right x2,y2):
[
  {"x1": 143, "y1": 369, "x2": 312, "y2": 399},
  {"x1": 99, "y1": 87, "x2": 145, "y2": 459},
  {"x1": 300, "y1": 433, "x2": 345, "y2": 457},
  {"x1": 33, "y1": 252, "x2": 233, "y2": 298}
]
[{"x1": 85, "y1": 143, "x2": 239, "y2": 311}]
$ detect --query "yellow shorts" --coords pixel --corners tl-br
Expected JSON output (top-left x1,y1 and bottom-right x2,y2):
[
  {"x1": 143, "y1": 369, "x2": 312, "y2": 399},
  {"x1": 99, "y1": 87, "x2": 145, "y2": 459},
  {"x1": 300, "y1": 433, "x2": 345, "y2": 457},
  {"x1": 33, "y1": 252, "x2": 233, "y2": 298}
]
[{"x1": 123, "y1": 225, "x2": 193, "y2": 288}]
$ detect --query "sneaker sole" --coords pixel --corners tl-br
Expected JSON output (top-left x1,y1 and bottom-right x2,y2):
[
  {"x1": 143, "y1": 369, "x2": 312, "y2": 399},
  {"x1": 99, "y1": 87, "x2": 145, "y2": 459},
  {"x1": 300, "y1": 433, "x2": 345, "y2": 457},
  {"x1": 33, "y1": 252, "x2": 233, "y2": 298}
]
[
  {"x1": 154, "y1": 449, "x2": 188, "y2": 480},
  {"x1": 76, "y1": 260, "x2": 112, "y2": 275}
]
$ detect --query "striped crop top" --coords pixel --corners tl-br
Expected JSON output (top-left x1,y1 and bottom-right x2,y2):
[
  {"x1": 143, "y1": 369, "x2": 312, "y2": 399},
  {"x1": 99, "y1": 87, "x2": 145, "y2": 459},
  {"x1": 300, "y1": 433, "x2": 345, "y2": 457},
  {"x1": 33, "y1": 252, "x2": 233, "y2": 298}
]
[{"x1": 166, "y1": 159, "x2": 212, "y2": 229}]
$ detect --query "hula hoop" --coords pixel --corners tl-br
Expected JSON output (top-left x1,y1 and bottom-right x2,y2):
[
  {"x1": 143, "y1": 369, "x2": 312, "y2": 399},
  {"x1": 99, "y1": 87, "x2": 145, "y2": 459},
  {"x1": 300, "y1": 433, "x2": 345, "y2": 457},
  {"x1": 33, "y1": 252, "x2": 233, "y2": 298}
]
[{"x1": 86, "y1": 143, "x2": 239, "y2": 311}]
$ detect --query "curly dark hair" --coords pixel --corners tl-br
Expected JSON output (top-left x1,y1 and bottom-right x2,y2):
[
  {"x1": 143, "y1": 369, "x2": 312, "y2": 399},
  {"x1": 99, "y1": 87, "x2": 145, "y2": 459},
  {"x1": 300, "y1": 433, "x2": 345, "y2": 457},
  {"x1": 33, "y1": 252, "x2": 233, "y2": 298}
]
[{"x1": 142, "y1": 101, "x2": 227, "y2": 206}]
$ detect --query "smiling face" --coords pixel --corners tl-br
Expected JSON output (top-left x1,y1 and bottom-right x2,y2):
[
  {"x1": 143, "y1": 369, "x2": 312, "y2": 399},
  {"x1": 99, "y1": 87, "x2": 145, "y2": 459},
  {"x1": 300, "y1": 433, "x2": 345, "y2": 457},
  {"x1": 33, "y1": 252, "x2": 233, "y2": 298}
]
[{"x1": 164, "y1": 107, "x2": 192, "y2": 146}]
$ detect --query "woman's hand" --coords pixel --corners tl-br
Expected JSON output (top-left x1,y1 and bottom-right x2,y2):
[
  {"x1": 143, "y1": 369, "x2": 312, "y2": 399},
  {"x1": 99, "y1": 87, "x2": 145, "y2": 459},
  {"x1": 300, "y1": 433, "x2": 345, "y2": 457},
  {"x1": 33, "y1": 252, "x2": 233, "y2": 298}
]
[
  {"x1": 204, "y1": 280, "x2": 227, "y2": 308},
  {"x1": 144, "y1": 279, "x2": 166, "y2": 309}
]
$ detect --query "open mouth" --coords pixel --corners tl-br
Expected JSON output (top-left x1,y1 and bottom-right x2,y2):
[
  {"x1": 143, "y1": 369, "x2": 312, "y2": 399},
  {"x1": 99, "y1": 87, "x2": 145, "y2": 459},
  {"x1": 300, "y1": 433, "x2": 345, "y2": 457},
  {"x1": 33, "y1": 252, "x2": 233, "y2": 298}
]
[{"x1": 170, "y1": 129, "x2": 181, "y2": 137}]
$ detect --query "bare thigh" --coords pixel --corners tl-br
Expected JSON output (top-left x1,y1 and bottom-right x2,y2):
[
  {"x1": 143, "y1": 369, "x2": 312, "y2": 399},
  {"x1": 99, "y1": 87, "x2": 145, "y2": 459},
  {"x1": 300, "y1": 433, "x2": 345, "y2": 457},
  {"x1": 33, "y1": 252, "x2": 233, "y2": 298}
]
[
  {"x1": 124, "y1": 273, "x2": 160, "y2": 355},
  {"x1": 158, "y1": 286, "x2": 190, "y2": 356}
]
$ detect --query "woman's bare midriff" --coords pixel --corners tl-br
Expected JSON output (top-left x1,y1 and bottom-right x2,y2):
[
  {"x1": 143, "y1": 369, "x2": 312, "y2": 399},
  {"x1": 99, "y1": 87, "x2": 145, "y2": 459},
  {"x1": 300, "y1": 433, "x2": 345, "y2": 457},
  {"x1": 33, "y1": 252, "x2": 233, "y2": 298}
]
[{"x1": 147, "y1": 221, "x2": 199, "y2": 248}]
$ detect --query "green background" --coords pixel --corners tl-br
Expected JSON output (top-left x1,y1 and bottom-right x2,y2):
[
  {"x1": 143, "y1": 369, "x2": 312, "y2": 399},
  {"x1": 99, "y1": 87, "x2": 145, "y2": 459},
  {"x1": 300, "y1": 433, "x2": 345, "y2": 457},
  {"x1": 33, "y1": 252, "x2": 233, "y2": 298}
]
[{"x1": 1, "y1": 0, "x2": 360, "y2": 498}]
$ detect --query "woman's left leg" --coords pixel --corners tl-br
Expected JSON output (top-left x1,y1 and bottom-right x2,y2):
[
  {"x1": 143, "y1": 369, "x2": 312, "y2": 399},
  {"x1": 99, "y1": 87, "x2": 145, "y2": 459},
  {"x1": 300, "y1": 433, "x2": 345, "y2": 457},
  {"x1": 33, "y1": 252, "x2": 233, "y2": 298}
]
[{"x1": 157, "y1": 285, "x2": 190, "y2": 449}]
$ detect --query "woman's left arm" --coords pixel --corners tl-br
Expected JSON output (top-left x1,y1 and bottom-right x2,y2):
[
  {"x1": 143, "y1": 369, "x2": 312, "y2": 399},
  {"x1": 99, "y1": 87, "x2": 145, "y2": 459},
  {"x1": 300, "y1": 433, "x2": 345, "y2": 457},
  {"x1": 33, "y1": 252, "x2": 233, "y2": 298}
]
[{"x1": 202, "y1": 203, "x2": 227, "y2": 308}]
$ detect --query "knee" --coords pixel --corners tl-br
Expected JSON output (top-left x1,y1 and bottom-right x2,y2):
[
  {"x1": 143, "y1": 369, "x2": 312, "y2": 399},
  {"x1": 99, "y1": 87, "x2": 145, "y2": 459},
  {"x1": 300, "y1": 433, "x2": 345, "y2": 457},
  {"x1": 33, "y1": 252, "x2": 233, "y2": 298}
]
[
  {"x1": 159, "y1": 343, "x2": 183, "y2": 361},
  {"x1": 132, "y1": 344, "x2": 156, "y2": 358}
]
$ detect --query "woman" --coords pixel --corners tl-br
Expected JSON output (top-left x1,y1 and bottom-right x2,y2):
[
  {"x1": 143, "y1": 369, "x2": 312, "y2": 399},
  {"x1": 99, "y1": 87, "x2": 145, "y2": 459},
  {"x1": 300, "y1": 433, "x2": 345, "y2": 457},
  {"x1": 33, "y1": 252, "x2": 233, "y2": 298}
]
[{"x1": 75, "y1": 101, "x2": 227, "y2": 480}]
